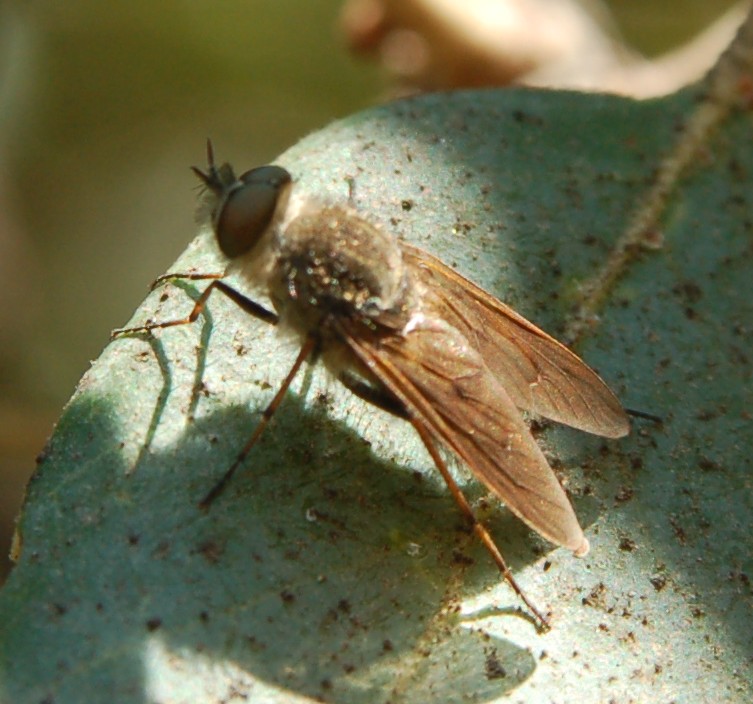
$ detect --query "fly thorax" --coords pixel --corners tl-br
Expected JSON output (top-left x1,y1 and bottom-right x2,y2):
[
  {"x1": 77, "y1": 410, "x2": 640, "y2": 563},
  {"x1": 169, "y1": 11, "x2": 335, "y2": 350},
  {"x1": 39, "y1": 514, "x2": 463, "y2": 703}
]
[{"x1": 271, "y1": 204, "x2": 409, "y2": 328}]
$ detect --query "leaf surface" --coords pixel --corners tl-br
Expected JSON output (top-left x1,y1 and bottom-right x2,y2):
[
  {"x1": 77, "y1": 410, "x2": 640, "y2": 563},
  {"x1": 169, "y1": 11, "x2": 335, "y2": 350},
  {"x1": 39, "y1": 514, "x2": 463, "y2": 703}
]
[{"x1": 1, "y1": 86, "x2": 751, "y2": 703}]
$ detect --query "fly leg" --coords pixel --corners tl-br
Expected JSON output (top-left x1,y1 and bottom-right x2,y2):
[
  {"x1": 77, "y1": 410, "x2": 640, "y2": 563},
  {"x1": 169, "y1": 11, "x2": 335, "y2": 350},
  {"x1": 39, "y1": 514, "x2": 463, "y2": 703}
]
[
  {"x1": 198, "y1": 334, "x2": 318, "y2": 509},
  {"x1": 111, "y1": 274, "x2": 278, "y2": 338},
  {"x1": 111, "y1": 271, "x2": 287, "y2": 504},
  {"x1": 338, "y1": 372, "x2": 409, "y2": 419},
  {"x1": 339, "y1": 370, "x2": 550, "y2": 630},
  {"x1": 411, "y1": 420, "x2": 551, "y2": 631}
]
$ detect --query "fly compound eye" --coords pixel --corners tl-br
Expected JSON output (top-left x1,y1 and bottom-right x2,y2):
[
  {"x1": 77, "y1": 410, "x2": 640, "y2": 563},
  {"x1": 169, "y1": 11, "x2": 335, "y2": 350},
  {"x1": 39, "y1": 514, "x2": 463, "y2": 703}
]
[{"x1": 215, "y1": 165, "x2": 292, "y2": 259}]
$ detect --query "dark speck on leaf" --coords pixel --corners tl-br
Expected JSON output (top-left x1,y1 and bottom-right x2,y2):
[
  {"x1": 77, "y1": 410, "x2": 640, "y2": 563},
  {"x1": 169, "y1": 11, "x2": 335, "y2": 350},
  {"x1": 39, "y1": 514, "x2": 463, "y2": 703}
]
[{"x1": 146, "y1": 618, "x2": 162, "y2": 632}]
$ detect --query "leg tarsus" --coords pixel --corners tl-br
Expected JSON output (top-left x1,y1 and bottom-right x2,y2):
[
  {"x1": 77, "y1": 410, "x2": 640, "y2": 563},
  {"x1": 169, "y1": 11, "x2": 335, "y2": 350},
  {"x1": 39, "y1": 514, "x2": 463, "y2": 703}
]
[
  {"x1": 625, "y1": 407, "x2": 663, "y2": 425},
  {"x1": 150, "y1": 271, "x2": 224, "y2": 291}
]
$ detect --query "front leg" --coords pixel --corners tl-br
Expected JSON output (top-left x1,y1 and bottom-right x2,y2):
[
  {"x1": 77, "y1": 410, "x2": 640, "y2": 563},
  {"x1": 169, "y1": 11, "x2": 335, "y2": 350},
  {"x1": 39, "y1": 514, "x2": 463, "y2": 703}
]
[{"x1": 111, "y1": 274, "x2": 278, "y2": 338}]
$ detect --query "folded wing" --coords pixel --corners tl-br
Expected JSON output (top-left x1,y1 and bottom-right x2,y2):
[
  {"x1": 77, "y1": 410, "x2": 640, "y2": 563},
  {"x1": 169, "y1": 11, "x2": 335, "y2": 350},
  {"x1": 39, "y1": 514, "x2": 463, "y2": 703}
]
[
  {"x1": 401, "y1": 244, "x2": 629, "y2": 439},
  {"x1": 336, "y1": 315, "x2": 588, "y2": 553}
]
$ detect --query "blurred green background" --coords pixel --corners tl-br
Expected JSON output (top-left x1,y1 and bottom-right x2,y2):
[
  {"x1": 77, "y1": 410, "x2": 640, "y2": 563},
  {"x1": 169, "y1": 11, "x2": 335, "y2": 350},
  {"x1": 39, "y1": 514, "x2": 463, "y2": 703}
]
[{"x1": 0, "y1": 0, "x2": 741, "y2": 581}]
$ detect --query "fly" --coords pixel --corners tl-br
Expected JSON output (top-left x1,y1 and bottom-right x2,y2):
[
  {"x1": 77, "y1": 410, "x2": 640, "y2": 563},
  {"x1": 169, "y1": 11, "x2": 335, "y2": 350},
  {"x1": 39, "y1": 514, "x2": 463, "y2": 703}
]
[{"x1": 113, "y1": 142, "x2": 630, "y2": 629}]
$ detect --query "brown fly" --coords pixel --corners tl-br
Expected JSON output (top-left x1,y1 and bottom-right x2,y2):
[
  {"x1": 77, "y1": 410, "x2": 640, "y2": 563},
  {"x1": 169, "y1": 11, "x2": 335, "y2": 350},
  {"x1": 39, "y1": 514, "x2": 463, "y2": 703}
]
[{"x1": 113, "y1": 142, "x2": 630, "y2": 628}]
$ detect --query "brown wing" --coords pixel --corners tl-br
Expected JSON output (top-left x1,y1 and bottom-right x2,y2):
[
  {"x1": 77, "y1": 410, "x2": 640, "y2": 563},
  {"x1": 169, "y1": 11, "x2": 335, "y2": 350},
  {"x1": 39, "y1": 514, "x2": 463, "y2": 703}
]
[
  {"x1": 401, "y1": 244, "x2": 629, "y2": 439},
  {"x1": 336, "y1": 315, "x2": 587, "y2": 553}
]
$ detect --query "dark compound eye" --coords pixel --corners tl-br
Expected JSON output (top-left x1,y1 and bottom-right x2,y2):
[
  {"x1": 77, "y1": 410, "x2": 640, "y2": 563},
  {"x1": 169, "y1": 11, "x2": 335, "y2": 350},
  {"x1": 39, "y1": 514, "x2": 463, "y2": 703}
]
[{"x1": 216, "y1": 165, "x2": 292, "y2": 258}]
